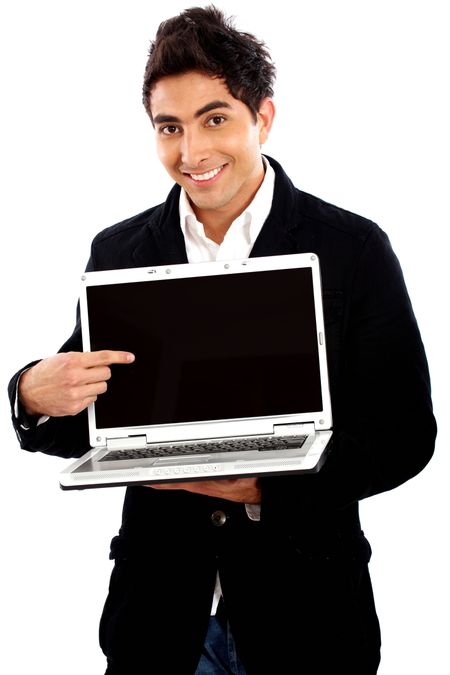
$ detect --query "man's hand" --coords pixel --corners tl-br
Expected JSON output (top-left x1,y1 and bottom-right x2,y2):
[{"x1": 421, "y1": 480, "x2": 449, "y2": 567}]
[
  {"x1": 18, "y1": 350, "x2": 135, "y2": 418},
  {"x1": 148, "y1": 478, "x2": 261, "y2": 504}
]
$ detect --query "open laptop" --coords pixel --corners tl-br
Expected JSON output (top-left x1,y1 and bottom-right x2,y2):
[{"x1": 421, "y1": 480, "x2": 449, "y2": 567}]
[{"x1": 60, "y1": 253, "x2": 333, "y2": 489}]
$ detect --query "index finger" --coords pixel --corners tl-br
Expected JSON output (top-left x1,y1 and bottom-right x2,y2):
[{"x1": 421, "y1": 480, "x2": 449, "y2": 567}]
[{"x1": 82, "y1": 350, "x2": 135, "y2": 367}]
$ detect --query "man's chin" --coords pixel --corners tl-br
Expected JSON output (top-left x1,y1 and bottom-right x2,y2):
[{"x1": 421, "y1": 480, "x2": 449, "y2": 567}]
[{"x1": 185, "y1": 192, "x2": 229, "y2": 215}]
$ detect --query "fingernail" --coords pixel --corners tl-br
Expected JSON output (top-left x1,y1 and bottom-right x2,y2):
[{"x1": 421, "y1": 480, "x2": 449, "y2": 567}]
[{"x1": 126, "y1": 353, "x2": 135, "y2": 362}]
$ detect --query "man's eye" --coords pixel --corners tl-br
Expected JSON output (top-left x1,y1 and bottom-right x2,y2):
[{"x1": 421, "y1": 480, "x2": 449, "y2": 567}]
[
  {"x1": 160, "y1": 125, "x2": 179, "y2": 135},
  {"x1": 206, "y1": 115, "x2": 226, "y2": 127}
]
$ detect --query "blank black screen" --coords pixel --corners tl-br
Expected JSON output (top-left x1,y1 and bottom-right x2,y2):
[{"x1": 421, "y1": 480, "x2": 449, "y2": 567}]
[{"x1": 87, "y1": 267, "x2": 322, "y2": 428}]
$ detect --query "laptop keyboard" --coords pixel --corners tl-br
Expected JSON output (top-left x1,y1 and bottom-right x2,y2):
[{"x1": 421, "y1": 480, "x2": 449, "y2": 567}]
[{"x1": 99, "y1": 435, "x2": 307, "y2": 462}]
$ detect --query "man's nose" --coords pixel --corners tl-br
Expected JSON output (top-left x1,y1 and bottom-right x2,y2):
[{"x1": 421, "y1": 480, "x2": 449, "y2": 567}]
[{"x1": 180, "y1": 128, "x2": 210, "y2": 168}]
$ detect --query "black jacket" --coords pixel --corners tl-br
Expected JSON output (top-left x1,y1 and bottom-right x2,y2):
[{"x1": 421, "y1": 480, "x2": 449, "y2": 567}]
[{"x1": 9, "y1": 157, "x2": 436, "y2": 674}]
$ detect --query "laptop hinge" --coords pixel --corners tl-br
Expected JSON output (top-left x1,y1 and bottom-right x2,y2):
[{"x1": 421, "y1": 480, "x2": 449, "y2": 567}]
[
  {"x1": 106, "y1": 435, "x2": 148, "y2": 451},
  {"x1": 273, "y1": 423, "x2": 315, "y2": 436}
]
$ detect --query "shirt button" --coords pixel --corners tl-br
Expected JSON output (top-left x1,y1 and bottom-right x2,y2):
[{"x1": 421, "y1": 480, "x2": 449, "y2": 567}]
[{"x1": 211, "y1": 510, "x2": 227, "y2": 527}]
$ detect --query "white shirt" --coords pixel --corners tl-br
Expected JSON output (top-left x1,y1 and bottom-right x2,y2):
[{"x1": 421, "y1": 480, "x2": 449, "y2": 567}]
[{"x1": 178, "y1": 156, "x2": 275, "y2": 613}]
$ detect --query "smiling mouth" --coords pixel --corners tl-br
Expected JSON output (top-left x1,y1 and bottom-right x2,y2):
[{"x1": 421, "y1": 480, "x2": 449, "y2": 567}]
[{"x1": 186, "y1": 165, "x2": 225, "y2": 182}]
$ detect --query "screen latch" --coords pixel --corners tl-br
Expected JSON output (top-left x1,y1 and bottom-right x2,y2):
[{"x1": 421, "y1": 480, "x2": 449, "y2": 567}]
[
  {"x1": 273, "y1": 423, "x2": 314, "y2": 436},
  {"x1": 106, "y1": 435, "x2": 148, "y2": 450}
]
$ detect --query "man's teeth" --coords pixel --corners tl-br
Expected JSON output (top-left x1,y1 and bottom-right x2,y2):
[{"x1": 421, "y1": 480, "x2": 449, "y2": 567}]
[{"x1": 190, "y1": 166, "x2": 223, "y2": 182}]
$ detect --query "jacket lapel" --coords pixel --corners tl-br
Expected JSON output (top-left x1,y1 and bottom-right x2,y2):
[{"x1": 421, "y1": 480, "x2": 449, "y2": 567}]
[
  {"x1": 249, "y1": 156, "x2": 302, "y2": 258},
  {"x1": 131, "y1": 184, "x2": 189, "y2": 267}
]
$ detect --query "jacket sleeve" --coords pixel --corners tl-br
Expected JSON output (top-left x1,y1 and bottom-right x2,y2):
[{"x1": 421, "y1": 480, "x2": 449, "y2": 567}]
[{"x1": 260, "y1": 226, "x2": 437, "y2": 523}]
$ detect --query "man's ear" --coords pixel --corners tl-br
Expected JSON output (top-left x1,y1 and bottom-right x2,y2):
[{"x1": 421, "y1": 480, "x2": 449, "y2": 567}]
[{"x1": 257, "y1": 98, "x2": 276, "y2": 145}]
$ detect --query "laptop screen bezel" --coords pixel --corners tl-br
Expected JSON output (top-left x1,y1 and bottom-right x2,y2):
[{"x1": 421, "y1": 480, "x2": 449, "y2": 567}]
[{"x1": 79, "y1": 253, "x2": 332, "y2": 447}]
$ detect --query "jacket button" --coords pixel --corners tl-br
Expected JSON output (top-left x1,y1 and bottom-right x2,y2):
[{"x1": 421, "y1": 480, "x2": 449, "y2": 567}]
[{"x1": 211, "y1": 510, "x2": 227, "y2": 527}]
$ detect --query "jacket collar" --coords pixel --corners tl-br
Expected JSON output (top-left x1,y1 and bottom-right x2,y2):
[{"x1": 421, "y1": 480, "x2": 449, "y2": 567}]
[
  {"x1": 249, "y1": 156, "x2": 301, "y2": 257},
  {"x1": 131, "y1": 183, "x2": 188, "y2": 266}
]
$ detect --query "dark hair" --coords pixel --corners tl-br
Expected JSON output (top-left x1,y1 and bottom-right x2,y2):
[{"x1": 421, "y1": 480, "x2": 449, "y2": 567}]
[{"x1": 142, "y1": 5, "x2": 276, "y2": 121}]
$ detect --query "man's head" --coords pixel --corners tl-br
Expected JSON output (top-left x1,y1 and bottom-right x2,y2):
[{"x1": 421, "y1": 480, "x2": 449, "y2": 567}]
[
  {"x1": 143, "y1": 7, "x2": 276, "y2": 235},
  {"x1": 142, "y1": 5, "x2": 276, "y2": 121}
]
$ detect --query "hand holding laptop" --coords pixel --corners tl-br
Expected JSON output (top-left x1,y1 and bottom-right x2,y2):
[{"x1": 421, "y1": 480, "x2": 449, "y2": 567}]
[
  {"x1": 149, "y1": 477, "x2": 261, "y2": 503},
  {"x1": 19, "y1": 350, "x2": 135, "y2": 418}
]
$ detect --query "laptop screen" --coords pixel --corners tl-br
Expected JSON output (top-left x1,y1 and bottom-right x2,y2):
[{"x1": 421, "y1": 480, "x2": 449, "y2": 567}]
[{"x1": 87, "y1": 267, "x2": 322, "y2": 429}]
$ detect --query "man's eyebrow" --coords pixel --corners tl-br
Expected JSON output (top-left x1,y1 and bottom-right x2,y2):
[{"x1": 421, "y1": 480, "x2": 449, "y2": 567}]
[
  {"x1": 153, "y1": 101, "x2": 232, "y2": 126},
  {"x1": 153, "y1": 113, "x2": 181, "y2": 125},
  {"x1": 194, "y1": 100, "x2": 232, "y2": 117}
]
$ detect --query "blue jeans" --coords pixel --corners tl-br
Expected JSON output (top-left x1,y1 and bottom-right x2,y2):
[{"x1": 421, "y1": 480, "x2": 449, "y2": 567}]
[{"x1": 195, "y1": 616, "x2": 248, "y2": 675}]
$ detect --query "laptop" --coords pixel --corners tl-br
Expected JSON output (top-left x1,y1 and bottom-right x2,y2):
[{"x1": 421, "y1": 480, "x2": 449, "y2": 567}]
[{"x1": 60, "y1": 253, "x2": 333, "y2": 490}]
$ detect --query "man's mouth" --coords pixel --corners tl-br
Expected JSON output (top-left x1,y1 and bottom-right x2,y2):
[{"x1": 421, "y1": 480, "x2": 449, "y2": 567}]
[{"x1": 186, "y1": 165, "x2": 225, "y2": 182}]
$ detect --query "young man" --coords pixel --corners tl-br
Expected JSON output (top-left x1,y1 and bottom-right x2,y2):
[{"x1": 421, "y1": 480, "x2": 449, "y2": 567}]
[{"x1": 9, "y1": 7, "x2": 436, "y2": 675}]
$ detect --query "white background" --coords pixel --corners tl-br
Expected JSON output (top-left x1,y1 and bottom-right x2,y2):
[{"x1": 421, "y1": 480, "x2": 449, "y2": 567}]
[{"x1": 0, "y1": 1, "x2": 448, "y2": 673}]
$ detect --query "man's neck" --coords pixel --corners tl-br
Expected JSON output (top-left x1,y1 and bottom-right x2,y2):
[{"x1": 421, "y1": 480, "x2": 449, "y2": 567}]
[
  {"x1": 191, "y1": 166, "x2": 266, "y2": 244},
  {"x1": 197, "y1": 206, "x2": 247, "y2": 245}
]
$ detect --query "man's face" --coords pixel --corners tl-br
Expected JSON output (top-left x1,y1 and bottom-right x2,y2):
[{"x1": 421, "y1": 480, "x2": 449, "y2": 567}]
[{"x1": 150, "y1": 71, "x2": 274, "y2": 226}]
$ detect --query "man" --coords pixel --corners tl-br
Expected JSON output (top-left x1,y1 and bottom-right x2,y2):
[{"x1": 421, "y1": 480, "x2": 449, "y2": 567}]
[{"x1": 8, "y1": 6, "x2": 436, "y2": 674}]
